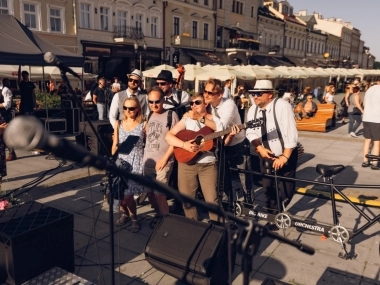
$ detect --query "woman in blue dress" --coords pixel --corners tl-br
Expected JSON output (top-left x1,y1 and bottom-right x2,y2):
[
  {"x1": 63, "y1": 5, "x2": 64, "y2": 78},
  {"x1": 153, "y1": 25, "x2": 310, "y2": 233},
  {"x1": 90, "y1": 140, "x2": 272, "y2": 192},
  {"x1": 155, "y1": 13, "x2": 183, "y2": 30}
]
[{"x1": 111, "y1": 97, "x2": 145, "y2": 233}]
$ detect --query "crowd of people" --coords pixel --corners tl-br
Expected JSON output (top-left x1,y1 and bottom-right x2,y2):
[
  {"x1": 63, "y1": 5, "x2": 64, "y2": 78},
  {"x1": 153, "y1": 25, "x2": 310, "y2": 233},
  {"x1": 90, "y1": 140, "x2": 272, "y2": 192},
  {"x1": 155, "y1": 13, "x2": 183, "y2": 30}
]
[
  {"x1": 106, "y1": 68, "x2": 298, "y2": 232},
  {"x1": 2, "y1": 65, "x2": 380, "y2": 231}
]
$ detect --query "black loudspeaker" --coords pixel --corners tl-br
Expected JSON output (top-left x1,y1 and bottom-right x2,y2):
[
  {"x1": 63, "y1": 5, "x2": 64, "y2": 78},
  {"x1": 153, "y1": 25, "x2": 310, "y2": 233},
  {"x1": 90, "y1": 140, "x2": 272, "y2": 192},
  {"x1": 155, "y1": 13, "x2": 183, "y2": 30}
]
[
  {"x1": 65, "y1": 108, "x2": 80, "y2": 134},
  {"x1": 76, "y1": 121, "x2": 113, "y2": 156},
  {"x1": 145, "y1": 214, "x2": 229, "y2": 285},
  {"x1": 0, "y1": 202, "x2": 74, "y2": 285},
  {"x1": 84, "y1": 62, "x2": 93, "y2": 74}
]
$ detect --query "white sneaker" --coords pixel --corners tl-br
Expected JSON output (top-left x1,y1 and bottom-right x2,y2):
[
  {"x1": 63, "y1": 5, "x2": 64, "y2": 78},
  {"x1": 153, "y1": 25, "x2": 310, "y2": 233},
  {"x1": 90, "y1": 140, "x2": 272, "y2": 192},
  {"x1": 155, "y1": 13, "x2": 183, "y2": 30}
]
[{"x1": 350, "y1": 132, "x2": 358, "y2": 138}]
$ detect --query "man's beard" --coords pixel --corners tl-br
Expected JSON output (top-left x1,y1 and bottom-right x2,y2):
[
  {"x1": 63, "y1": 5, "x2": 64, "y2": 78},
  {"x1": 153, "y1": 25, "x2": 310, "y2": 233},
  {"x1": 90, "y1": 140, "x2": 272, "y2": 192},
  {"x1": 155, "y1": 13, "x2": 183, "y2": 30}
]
[{"x1": 129, "y1": 84, "x2": 139, "y2": 91}]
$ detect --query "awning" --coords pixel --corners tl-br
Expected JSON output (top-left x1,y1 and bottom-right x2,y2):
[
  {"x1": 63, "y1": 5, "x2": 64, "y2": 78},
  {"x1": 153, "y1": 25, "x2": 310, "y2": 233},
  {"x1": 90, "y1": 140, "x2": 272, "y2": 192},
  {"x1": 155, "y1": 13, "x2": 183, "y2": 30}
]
[
  {"x1": 184, "y1": 49, "x2": 240, "y2": 66},
  {"x1": 184, "y1": 49, "x2": 222, "y2": 64},
  {"x1": 252, "y1": 56, "x2": 292, "y2": 67},
  {"x1": 285, "y1": 56, "x2": 319, "y2": 68}
]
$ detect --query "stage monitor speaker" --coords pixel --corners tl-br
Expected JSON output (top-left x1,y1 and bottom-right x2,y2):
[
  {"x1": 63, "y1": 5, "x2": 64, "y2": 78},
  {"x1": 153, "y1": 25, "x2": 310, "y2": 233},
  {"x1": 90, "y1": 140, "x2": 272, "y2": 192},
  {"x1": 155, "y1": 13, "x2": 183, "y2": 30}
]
[
  {"x1": 65, "y1": 108, "x2": 80, "y2": 134},
  {"x1": 0, "y1": 202, "x2": 74, "y2": 285},
  {"x1": 76, "y1": 121, "x2": 113, "y2": 157},
  {"x1": 145, "y1": 214, "x2": 230, "y2": 285}
]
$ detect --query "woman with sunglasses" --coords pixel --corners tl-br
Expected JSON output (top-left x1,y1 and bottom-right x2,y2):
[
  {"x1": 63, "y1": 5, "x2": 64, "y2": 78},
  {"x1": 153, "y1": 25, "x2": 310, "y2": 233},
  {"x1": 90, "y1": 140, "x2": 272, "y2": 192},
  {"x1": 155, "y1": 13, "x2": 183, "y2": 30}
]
[
  {"x1": 111, "y1": 97, "x2": 145, "y2": 232},
  {"x1": 165, "y1": 93, "x2": 230, "y2": 221}
]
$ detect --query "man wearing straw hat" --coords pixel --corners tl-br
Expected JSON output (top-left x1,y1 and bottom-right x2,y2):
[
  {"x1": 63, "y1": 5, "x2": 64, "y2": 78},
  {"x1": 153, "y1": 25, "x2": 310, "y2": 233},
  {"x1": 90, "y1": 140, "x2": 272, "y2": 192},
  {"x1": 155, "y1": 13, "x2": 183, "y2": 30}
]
[
  {"x1": 246, "y1": 80, "x2": 298, "y2": 218},
  {"x1": 109, "y1": 69, "x2": 148, "y2": 128}
]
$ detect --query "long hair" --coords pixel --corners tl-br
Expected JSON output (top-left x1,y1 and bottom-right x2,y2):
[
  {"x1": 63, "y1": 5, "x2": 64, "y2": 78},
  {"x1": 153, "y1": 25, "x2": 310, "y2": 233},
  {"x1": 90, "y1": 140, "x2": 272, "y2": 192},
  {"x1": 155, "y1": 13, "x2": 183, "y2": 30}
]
[{"x1": 122, "y1": 97, "x2": 143, "y2": 123}]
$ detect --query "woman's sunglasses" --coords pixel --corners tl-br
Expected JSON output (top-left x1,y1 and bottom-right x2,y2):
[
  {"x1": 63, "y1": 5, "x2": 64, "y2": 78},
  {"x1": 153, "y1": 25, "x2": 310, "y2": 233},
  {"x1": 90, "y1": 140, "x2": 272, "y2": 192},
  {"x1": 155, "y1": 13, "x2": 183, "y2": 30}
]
[
  {"x1": 123, "y1": 106, "x2": 137, "y2": 111},
  {"x1": 190, "y1": 100, "x2": 203, "y2": 106}
]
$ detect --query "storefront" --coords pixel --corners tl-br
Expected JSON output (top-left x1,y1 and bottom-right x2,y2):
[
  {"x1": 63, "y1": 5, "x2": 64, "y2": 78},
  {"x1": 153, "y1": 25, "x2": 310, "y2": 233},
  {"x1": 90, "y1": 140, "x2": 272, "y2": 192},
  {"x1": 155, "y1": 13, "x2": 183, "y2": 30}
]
[{"x1": 81, "y1": 41, "x2": 162, "y2": 82}]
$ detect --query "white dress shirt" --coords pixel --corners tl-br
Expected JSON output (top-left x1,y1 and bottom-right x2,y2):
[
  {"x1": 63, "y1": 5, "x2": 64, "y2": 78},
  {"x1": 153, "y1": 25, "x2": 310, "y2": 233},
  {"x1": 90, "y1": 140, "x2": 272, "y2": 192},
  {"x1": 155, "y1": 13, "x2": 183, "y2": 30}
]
[
  {"x1": 163, "y1": 89, "x2": 190, "y2": 110},
  {"x1": 246, "y1": 98, "x2": 298, "y2": 156},
  {"x1": 211, "y1": 98, "x2": 245, "y2": 146},
  {"x1": 1, "y1": 86, "x2": 13, "y2": 110},
  {"x1": 223, "y1": 87, "x2": 231, "y2": 99}
]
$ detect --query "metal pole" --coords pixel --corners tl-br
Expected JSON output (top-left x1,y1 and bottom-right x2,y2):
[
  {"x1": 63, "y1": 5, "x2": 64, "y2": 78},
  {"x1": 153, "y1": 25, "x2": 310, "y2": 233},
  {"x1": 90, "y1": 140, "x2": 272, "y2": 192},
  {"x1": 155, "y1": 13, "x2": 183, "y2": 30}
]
[{"x1": 139, "y1": 51, "x2": 142, "y2": 71}]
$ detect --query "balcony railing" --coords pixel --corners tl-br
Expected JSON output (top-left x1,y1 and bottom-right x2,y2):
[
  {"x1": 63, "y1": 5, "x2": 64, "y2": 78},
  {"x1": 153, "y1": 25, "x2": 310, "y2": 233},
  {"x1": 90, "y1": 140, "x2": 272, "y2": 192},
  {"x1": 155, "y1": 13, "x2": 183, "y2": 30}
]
[
  {"x1": 113, "y1": 25, "x2": 144, "y2": 39},
  {"x1": 260, "y1": 45, "x2": 282, "y2": 54},
  {"x1": 228, "y1": 39, "x2": 260, "y2": 51}
]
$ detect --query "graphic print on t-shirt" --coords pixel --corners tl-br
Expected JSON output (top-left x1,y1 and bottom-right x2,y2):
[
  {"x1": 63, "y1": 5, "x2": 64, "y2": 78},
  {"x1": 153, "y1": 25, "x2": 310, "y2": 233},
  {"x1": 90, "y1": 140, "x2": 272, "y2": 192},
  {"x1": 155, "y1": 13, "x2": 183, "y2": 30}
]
[{"x1": 147, "y1": 121, "x2": 163, "y2": 152}]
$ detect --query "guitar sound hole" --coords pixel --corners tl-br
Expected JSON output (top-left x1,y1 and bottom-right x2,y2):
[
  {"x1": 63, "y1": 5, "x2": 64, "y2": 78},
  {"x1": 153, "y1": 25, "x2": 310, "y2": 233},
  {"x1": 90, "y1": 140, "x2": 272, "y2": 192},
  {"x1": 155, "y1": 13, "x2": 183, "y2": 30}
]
[{"x1": 194, "y1": 136, "x2": 204, "y2": 145}]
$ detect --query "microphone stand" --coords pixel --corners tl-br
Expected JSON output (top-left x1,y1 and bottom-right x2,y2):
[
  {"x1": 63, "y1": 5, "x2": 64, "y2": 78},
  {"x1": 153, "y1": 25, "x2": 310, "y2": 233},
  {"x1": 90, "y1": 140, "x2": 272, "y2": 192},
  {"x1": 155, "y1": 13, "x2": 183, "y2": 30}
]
[
  {"x1": 58, "y1": 70, "x2": 117, "y2": 285},
  {"x1": 28, "y1": 139, "x2": 315, "y2": 285}
]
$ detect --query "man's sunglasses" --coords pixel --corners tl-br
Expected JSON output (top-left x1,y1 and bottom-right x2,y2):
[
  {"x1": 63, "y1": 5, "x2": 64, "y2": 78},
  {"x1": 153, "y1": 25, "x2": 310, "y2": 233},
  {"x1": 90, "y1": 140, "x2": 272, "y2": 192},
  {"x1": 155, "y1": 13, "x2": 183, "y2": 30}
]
[
  {"x1": 204, "y1": 90, "x2": 218, "y2": 96},
  {"x1": 148, "y1": 99, "x2": 162, "y2": 104},
  {"x1": 190, "y1": 100, "x2": 202, "y2": 106},
  {"x1": 250, "y1": 92, "x2": 265, "y2": 97},
  {"x1": 123, "y1": 106, "x2": 137, "y2": 111},
  {"x1": 128, "y1": 78, "x2": 140, "y2": 84},
  {"x1": 156, "y1": 82, "x2": 168, "y2": 86}
]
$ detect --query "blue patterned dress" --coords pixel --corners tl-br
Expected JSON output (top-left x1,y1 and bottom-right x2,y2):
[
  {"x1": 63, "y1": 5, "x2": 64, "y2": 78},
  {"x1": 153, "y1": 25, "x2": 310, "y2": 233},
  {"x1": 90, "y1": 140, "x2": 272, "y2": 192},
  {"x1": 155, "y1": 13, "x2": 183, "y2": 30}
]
[{"x1": 118, "y1": 122, "x2": 144, "y2": 195}]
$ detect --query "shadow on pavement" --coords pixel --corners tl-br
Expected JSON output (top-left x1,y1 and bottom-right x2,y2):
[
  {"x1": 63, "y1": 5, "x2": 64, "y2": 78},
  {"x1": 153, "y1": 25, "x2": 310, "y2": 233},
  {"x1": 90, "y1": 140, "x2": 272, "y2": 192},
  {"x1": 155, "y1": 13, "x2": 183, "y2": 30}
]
[{"x1": 317, "y1": 267, "x2": 379, "y2": 285}]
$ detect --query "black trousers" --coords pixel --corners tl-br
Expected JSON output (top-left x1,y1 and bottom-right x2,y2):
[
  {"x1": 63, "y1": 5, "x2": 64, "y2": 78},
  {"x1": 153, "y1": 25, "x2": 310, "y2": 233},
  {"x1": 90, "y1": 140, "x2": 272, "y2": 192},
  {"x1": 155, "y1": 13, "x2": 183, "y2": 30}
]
[{"x1": 258, "y1": 147, "x2": 298, "y2": 213}]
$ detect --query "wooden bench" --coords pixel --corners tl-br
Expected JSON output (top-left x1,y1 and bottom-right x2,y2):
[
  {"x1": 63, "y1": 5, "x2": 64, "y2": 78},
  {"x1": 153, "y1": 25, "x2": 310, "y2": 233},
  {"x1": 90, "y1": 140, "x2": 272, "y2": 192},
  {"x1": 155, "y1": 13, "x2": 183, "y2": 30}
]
[{"x1": 295, "y1": 103, "x2": 336, "y2": 132}]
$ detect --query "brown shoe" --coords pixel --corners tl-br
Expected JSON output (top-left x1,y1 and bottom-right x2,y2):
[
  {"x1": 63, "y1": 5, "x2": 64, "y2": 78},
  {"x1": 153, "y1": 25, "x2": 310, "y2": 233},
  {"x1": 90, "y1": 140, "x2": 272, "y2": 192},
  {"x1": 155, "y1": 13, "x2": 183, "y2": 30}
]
[{"x1": 6, "y1": 153, "x2": 17, "y2": 161}]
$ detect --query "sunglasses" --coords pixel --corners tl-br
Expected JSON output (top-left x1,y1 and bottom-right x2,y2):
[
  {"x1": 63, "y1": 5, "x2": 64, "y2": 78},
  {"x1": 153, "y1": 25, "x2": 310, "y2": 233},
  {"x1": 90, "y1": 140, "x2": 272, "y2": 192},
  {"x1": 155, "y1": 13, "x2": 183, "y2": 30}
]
[
  {"x1": 204, "y1": 90, "x2": 218, "y2": 96},
  {"x1": 123, "y1": 106, "x2": 137, "y2": 111},
  {"x1": 307, "y1": 98, "x2": 313, "y2": 100},
  {"x1": 190, "y1": 100, "x2": 203, "y2": 106},
  {"x1": 128, "y1": 78, "x2": 140, "y2": 84},
  {"x1": 156, "y1": 82, "x2": 167, "y2": 86},
  {"x1": 251, "y1": 92, "x2": 264, "y2": 97},
  {"x1": 148, "y1": 99, "x2": 162, "y2": 104}
]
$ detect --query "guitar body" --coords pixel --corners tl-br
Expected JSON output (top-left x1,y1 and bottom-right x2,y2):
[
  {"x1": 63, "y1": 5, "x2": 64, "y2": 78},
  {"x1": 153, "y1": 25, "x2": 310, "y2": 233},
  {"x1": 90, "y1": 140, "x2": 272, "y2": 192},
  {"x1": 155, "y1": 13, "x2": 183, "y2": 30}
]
[{"x1": 174, "y1": 127, "x2": 215, "y2": 164}]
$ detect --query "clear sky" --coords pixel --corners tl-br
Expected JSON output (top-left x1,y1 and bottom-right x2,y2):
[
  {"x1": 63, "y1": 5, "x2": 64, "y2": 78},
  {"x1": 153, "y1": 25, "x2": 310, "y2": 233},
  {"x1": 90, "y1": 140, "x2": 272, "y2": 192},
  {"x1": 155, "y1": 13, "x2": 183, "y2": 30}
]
[{"x1": 289, "y1": 0, "x2": 380, "y2": 60}]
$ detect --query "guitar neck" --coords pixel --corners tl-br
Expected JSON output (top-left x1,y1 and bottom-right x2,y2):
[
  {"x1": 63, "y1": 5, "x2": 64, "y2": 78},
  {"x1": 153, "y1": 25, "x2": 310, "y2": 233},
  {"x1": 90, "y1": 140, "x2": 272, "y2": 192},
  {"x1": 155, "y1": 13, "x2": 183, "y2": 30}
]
[{"x1": 203, "y1": 123, "x2": 246, "y2": 141}]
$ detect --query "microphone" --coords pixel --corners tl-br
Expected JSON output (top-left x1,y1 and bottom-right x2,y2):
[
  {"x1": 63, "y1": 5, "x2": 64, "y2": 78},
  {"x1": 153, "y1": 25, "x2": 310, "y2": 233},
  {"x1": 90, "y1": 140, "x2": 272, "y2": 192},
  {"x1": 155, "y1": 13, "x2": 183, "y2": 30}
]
[
  {"x1": 4, "y1": 116, "x2": 107, "y2": 167},
  {"x1": 43, "y1": 52, "x2": 81, "y2": 79}
]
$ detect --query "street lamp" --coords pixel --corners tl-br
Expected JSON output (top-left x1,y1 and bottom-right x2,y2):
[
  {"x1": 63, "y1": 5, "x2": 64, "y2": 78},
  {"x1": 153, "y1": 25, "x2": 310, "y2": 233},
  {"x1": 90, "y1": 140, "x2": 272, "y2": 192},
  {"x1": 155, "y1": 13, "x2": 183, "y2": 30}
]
[
  {"x1": 134, "y1": 41, "x2": 147, "y2": 71},
  {"x1": 246, "y1": 49, "x2": 253, "y2": 65}
]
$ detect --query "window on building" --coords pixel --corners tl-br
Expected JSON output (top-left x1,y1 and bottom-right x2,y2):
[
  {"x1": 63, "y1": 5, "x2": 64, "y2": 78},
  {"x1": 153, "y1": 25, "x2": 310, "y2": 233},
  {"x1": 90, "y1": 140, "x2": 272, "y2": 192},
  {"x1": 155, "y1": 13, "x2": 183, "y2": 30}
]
[
  {"x1": 232, "y1": 0, "x2": 243, "y2": 14},
  {"x1": 192, "y1": 21, "x2": 198, "y2": 39},
  {"x1": 301, "y1": 40, "x2": 304, "y2": 51},
  {"x1": 80, "y1": 3, "x2": 91, "y2": 29},
  {"x1": 49, "y1": 8, "x2": 62, "y2": 32},
  {"x1": 0, "y1": 0, "x2": 9, "y2": 14},
  {"x1": 284, "y1": 36, "x2": 287, "y2": 48},
  {"x1": 204, "y1": 0, "x2": 208, "y2": 5},
  {"x1": 314, "y1": 42, "x2": 317, "y2": 53},
  {"x1": 219, "y1": 0, "x2": 223, "y2": 9},
  {"x1": 289, "y1": 8, "x2": 293, "y2": 15},
  {"x1": 100, "y1": 7, "x2": 109, "y2": 31},
  {"x1": 24, "y1": 3, "x2": 37, "y2": 29},
  {"x1": 293, "y1": 38, "x2": 296, "y2": 49},
  {"x1": 251, "y1": 6, "x2": 255, "y2": 18},
  {"x1": 151, "y1": 17, "x2": 158, "y2": 37},
  {"x1": 203, "y1": 23, "x2": 209, "y2": 40},
  {"x1": 282, "y1": 5, "x2": 288, "y2": 14},
  {"x1": 135, "y1": 13, "x2": 143, "y2": 30},
  {"x1": 117, "y1": 11, "x2": 127, "y2": 27},
  {"x1": 174, "y1": 17, "x2": 180, "y2": 35}
]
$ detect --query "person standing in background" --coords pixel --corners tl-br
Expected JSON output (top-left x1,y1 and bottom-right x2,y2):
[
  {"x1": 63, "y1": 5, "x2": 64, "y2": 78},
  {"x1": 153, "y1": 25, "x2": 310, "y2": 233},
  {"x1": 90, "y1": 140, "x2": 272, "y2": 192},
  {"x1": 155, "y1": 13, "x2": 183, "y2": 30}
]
[
  {"x1": 223, "y1": 79, "x2": 232, "y2": 99},
  {"x1": 18, "y1": 65, "x2": 36, "y2": 117},
  {"x1": 93, "y1": 77, "x2": 107, "y2": 120},
  {"x1": 0, "y1": 78, "x2": 15, "y2": 161}
]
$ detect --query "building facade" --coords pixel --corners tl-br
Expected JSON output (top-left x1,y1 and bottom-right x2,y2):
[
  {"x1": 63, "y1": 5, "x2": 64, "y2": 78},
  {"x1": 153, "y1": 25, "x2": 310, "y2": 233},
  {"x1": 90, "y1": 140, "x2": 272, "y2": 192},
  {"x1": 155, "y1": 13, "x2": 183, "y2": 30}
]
[
  {"x1": 165, "y1": 0, "x2": 216, "y2": 66},
  {"x1": 75, "y1": 0, "x2": 164, "y2": 79},
  {"x1": 0, "y1": 0, "x2": 77, "y2": 54}
]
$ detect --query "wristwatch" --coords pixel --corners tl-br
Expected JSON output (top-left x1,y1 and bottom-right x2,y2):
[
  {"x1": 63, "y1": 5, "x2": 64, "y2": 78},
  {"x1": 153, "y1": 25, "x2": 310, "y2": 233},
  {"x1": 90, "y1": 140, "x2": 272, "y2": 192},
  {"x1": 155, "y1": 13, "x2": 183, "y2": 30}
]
[{"x1": 199, "y1": 116, "x2": 205, "y2": 124}]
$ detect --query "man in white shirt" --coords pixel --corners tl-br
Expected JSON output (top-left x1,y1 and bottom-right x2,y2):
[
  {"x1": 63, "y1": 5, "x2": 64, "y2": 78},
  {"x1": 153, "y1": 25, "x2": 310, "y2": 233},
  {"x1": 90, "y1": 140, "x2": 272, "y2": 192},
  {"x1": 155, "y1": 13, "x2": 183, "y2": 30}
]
[
  {"x1": 246, "y1": 80, "x2": 298, "y2": 216},
  {"x1": 362, "y1": 84, "x2": 380, "y2": 169},
  {"x1": 1, "y1": 78, "x2": 16, "y2": 160},
  {"x1": 109, "y1": 69, "x2": 148, "y2": 128},
  {"x1": 204, "y1": 78, "x2": 254, "y2": 204}
]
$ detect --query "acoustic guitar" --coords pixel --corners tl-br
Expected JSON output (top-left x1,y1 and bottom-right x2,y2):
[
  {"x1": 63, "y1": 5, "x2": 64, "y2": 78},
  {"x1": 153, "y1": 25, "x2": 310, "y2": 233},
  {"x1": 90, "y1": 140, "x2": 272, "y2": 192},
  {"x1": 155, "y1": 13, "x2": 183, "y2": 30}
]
[{"x1": 173, "y1": 118, "x2": 263, "y2": 163}]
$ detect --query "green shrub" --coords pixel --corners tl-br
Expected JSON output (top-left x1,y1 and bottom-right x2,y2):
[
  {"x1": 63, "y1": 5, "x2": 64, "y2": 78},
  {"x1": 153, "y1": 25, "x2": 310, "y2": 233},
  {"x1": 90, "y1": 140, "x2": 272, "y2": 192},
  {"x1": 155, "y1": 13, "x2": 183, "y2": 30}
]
[{"x1": 35, "y1": 92, "x2": 61, "y2": 109}]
